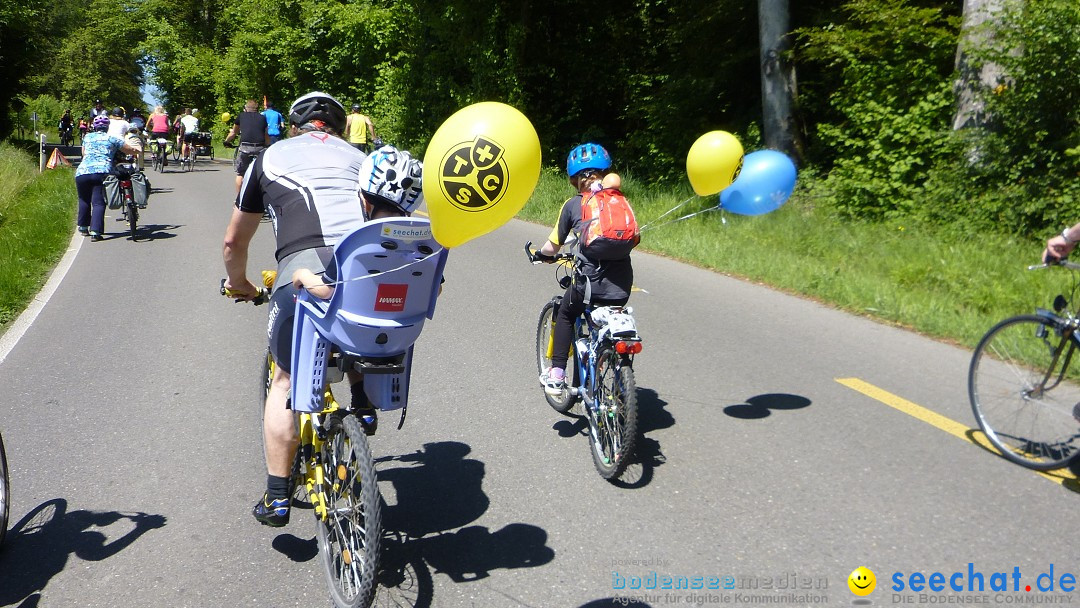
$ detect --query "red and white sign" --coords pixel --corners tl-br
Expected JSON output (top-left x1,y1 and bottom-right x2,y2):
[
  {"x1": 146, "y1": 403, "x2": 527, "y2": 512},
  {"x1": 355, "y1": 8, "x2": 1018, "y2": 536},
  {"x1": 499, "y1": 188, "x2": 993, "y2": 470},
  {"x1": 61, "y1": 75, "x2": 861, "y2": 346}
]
[{"x1": 374, "y1": 284, "x2": 408, "y2": 312}]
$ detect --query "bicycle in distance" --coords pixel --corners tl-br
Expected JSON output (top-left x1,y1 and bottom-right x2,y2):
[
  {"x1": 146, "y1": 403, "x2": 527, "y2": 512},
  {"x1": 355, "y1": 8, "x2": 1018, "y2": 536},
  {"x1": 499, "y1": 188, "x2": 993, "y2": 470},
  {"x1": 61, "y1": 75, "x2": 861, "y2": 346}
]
[
  {"x1": 969, "y1": 258, "x2": 1080, "y2": 471},
  {"x1": 224, "y1": 216, "x2": 448, "y2": 608},
  {"x1": 149, "y1": 135, "x2": 172, "y2": 172},
  {"x1": 526, "y1": 242, "x2": 643, "y2": 481}
]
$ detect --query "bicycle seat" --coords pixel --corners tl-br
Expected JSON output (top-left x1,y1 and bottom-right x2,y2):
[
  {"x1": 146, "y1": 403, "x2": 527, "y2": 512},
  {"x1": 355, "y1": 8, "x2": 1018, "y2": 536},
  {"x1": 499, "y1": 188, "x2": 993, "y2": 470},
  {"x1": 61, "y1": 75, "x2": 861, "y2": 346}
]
[{"x1": 291, "y1": 216, "x2": 448, "y2": 413}]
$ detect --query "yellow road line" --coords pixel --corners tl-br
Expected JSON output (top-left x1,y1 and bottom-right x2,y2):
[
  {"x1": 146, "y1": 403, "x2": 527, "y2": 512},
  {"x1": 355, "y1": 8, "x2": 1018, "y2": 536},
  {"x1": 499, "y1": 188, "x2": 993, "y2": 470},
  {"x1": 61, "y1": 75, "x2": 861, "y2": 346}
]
[
  {"x1": 835, "y1": 377, "x2": 1078, "y2": 486},
  {"x1": 414, "y1": 209, "x2": 428, "y2": 217}
]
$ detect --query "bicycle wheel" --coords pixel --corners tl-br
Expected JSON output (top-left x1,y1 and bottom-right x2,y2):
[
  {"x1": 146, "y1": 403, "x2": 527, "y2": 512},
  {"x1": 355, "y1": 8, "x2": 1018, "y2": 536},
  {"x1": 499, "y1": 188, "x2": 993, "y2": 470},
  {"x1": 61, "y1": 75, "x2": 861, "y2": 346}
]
[
  {"x1": 127, "y1": 196, "x2": 138, "y2": 241},
  {"x1": 317, "y1": 413, "x2": 382, "y2": 608},
  {"x1": 0, "y1": 431, "x2": 8, "y2": 549},
  {"x1": 969, "y1": 314, "x2": 1080, "y2": 470},
  {"x1": 536, "y1": 298, "x2": 578, "y2": 414},
  {"x1": 587, "y1": 346, "x2": 638, "y2": 480}
]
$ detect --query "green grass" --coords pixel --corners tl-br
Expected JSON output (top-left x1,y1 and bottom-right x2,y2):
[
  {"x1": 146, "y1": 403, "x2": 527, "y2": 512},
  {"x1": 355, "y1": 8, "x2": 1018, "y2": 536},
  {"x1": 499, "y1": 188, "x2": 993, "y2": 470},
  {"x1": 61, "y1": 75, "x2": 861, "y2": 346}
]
[
  {"x1": 0, "y1": 143, "x2": 76, "y2": 330},
  {"x1": 521, "y1": 170, "x2": 1058, "y2": 349}
]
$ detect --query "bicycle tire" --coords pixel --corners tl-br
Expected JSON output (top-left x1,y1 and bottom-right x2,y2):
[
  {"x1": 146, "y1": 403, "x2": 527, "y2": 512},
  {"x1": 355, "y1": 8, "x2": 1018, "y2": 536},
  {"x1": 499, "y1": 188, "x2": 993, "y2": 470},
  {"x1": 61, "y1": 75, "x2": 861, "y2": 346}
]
[
  {"x1": 0, "y1": 431, "x2": 8, "y2": 550},
  {"x1": 536, "y1": 298, "x2": 578, "y2": 414},
  {"x1": 317, "y1": 413, "x2": 382, "y2": 608},
  {"x1": 588, "y1": 346, "x2": 638, "y2": 480},
  {"x1": 126, "y1": 194, "x2": 138, "y2": 241},
  {"x1": 171, "y1": 145, "x2": 180, "y2": 161},
  {"x1": 969, "y1": 314, "x2": 1080, "y2": 470}
]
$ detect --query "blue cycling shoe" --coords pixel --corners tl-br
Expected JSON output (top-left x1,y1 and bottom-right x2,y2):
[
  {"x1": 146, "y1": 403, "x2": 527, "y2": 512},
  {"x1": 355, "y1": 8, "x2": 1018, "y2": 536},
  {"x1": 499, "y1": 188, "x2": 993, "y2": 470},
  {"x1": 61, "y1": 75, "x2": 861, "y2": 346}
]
[{"x1": 252, "y1": 493, "x2": 290, "y2": 527}]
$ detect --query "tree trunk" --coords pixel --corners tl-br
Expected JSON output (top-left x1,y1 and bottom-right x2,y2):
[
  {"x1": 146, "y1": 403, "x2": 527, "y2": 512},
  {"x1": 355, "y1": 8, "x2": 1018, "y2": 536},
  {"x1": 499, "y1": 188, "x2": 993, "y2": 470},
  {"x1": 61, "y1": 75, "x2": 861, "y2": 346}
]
[
  {"x1": 758, "y1": 0, "x2": 804, "y2": 164},
  {"x1": 952, "y1": 0, "x2": 1012, "y2": 132}
]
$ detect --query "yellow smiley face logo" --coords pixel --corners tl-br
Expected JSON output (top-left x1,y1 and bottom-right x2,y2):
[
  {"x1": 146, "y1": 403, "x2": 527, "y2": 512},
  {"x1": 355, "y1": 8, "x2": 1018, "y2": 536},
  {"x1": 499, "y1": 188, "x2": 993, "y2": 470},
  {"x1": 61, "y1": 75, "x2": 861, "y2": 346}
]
[{"x1": 848, "y1": 567, "x2": 876, "y2": 596}]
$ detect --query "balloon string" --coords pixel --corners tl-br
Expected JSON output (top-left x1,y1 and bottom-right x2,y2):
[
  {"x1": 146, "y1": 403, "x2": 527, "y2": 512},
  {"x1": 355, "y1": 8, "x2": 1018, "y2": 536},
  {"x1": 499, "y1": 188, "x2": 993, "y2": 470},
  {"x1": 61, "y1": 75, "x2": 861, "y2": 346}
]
[
  {"x1": 640, "y1": 206, "x2": 721, "y2": 232},
  {"x1": 638, "y1": 196, "x2": 698, "y2": 232}
]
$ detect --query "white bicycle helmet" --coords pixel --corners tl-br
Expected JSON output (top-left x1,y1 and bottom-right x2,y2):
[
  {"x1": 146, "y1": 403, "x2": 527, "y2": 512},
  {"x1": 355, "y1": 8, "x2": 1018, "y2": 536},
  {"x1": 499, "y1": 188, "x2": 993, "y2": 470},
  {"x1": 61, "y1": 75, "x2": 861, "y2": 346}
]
[
  {"x1": 289, "y1": 91, "x2": 346, "y2": 134},
  {"x1": 358, "y1": 145, "x2": 424, "y2": 214}
]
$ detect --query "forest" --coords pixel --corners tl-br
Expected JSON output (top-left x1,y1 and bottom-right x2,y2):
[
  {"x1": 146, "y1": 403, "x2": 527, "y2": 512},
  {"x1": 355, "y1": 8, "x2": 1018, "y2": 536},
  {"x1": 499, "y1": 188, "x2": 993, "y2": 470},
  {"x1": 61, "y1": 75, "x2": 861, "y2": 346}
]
[{"x1": 2, "y1": 0, "x2": 1078, "y2": 235}]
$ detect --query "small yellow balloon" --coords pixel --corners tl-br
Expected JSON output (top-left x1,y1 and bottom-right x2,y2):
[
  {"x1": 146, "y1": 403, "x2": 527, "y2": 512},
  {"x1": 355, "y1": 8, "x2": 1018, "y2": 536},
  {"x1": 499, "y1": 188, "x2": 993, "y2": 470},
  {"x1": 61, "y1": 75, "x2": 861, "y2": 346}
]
[
  {"x1": 221, "y1": 112, "x2": 232, "y2": 123},
  {"x1": 422, "y1": 102, "x2": 541, "y2": 248},
  {"x1": 686, "y1": 130, "x2": 744, "y2": 196}
]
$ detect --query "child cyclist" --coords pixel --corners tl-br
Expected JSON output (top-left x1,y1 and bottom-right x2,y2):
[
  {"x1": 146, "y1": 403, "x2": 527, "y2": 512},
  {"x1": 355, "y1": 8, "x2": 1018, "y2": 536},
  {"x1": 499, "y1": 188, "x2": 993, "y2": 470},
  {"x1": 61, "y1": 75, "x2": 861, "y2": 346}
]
[{"x1": 531, "y1": 143, "x2": 633, "y2": 396}]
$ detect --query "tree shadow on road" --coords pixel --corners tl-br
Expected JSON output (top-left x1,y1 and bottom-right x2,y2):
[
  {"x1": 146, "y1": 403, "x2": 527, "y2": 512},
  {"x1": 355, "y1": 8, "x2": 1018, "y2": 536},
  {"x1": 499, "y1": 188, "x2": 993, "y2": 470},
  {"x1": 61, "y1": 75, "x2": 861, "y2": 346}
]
[{"x1": 0, "y1": 498, "x2": 167, "y2": 608}]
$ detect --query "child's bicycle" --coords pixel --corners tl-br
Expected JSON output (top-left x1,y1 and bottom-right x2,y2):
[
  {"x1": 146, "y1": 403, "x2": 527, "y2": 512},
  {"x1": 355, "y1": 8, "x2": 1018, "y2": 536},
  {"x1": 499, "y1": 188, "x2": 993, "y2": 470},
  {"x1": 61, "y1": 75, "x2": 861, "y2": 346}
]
[
  {"x1": 968, "y1": 258, "x2": 1080, "y2": 470},
  {"x1": 525, "y1": 242, "x2": 643, "y2": 480},
  {"x1": 223, "y1": 216, "x2": 448, "y2": 608}
]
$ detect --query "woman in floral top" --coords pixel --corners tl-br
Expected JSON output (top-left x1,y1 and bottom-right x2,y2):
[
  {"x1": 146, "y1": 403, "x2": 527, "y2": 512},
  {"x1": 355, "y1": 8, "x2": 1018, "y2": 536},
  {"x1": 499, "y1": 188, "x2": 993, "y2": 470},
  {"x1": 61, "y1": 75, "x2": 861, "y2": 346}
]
[{"x1": 75, "y1": 115, "x2": 139, "y2": 241}]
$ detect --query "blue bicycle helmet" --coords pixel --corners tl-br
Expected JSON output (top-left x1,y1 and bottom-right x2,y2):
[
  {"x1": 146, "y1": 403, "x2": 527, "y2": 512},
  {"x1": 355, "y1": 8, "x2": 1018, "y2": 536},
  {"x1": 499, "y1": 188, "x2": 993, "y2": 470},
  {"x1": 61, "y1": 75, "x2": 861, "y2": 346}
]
[{"x1": 566, "y1": 143, "x2": 611, "y2": 177}]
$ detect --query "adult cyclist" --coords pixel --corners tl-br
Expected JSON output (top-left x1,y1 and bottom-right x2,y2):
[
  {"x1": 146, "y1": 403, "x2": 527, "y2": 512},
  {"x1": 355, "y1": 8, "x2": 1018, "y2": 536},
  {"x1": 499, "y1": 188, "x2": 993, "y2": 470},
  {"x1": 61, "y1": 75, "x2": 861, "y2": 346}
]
[{"x1": 221, "y1": 92, "x2": 425, "y2": 527}]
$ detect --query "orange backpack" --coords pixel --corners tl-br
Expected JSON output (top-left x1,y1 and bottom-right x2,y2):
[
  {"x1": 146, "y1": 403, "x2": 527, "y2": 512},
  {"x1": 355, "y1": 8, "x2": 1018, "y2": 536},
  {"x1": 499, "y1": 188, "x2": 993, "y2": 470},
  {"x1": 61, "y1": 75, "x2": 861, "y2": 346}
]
[{"x1": 580, "y1": 188, "x2": 640, "y2": 260}]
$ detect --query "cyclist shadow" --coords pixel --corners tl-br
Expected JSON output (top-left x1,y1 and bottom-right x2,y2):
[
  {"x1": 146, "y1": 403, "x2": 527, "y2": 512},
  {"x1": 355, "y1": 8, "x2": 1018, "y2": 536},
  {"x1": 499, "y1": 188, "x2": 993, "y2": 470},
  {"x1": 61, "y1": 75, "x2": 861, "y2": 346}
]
[
  {"x1": 0, "y1": 498, "x2": 167, "y2": 608},
  {"x1": 551, "y1": 387, "x2": 674, "y2": 489},
  {"x1": 374, "y1": 441, "x2": 555, "y2": 607},
  {"x1": 133, "y1": 223, "x2": 182, "y2": 241},
  {"x1": 962, "y1": 428, "x2": 1080, "y2": 494}
]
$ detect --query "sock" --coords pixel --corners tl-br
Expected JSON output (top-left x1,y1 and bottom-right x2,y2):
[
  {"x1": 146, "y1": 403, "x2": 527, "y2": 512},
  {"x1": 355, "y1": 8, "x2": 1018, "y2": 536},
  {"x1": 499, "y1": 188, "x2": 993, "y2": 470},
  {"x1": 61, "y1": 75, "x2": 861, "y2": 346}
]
[
  {"x1": 266, "y1": 474, "x2": 290, "y2": 501},
  {"x1": 549, "y1": 367, "x2": 565, "y2": 382}
]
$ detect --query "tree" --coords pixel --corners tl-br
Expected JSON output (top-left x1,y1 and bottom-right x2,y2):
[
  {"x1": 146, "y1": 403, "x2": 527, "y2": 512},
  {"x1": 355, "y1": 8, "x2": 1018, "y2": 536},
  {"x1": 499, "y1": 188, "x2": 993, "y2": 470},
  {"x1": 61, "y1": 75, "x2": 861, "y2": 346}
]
[{"x1": 758, "y1": 0, "x2": 804, "y2": 163}]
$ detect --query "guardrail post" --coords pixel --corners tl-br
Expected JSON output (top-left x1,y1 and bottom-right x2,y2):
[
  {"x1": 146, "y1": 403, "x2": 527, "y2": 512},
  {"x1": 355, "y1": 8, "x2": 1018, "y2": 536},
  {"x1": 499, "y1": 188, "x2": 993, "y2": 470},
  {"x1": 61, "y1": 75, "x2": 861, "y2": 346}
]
[{"x1": 39, "y1": 133, "x2": 46, "y2": 173}]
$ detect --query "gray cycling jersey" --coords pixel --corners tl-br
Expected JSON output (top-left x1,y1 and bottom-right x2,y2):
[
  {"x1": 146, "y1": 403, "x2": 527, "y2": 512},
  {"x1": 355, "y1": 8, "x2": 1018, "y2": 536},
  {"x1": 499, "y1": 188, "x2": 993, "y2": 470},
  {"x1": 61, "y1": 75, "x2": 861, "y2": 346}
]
[{"x1": 237, "y1": 131, "x2": 367, "y2": 262}]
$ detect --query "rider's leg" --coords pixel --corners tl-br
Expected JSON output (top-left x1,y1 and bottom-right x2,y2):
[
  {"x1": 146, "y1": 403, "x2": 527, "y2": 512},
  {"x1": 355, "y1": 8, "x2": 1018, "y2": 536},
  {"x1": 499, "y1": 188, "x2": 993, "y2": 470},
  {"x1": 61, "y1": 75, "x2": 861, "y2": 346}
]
[
  {"x1": 253, "y1": 364, "x2": 296, "y2": 527},
  {"x1": 346, "y1": 370, "x2": 377, "y2": 435}
]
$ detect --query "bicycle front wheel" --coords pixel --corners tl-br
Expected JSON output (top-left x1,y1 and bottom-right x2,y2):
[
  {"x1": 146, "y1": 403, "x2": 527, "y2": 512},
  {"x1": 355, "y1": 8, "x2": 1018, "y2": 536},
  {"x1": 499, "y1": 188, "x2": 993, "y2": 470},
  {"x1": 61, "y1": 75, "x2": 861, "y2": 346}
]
[
  {"x1": 536, "y1": 298, "x2": 577, "y2": 414},
  {"x1": 317, "y1": 413, "x2": 382, "y2": 608},
  {"x1": 588, "y1": 346, "x2": 638, "y2": 480},
  {"x1": 969, "y1": 314, "x2": 1080, "y2": 470},
  {"x1": 0, "y1": 431, "x2": 9, "y2": 549}
]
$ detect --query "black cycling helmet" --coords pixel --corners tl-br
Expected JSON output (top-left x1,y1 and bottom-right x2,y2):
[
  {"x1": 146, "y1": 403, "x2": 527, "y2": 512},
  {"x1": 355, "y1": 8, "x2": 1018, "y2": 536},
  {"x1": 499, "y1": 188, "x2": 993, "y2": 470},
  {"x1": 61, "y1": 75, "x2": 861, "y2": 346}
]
[
  {"x1": 289, "y1": 92, "x2": 346, "y2": 134},
  {"x1": 351, "y1": 104, "x2": 361, "y2": 111},
  {"x1": 110, "y1": 107, "x2": 125, "y2": 118}
]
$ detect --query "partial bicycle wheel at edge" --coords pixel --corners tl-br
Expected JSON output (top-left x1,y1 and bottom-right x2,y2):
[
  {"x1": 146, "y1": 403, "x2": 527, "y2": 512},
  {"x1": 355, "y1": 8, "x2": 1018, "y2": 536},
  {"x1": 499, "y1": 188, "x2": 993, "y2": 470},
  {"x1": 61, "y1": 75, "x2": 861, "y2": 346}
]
[
  {"x1": 126, "y1": 199, "x2": 138, "y2": 241},
  {"x1": 317, "y1": 413, "x2": 382, "y2": 608},
  {"x1": 0, "y1": 431, "x2": 9, "y2": 549},
  {"x1": 969, "y1": 314, "x2": 1080, "y2": 470},
  {"x1": 589, "y1": 346, "x2": 638, "y2": 480},
  {"x1": 536, "y1": 299, "x2": 577, "y2": 414}
]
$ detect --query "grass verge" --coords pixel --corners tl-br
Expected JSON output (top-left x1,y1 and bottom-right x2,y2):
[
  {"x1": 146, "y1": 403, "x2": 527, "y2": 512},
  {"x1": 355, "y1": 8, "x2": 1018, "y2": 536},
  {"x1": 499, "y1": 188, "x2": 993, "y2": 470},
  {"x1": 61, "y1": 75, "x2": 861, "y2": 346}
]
[{"x1": 0, "y1": 143, "x2": 76, "y2": 331}]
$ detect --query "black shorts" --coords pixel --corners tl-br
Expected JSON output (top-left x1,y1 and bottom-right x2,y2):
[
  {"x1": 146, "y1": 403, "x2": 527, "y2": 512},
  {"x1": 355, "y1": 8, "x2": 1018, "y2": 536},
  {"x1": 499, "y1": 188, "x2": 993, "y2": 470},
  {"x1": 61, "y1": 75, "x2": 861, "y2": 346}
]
[
  {"x1": 267, "y1": 283, "x2": 299, "y2": 374},
  {"x1": 234, "y1": 144, "x2": 264, "y2": 176}
]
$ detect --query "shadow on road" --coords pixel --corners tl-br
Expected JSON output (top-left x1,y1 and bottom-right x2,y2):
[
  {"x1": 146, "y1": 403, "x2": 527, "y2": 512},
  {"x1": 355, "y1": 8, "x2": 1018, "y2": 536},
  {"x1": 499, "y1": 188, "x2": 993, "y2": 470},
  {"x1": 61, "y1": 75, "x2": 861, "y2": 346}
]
[
  {"x1": 0, "y1": 498, "x2": 166, "y2": 608},
  {"x1": 722, "y1": 393, "x2": 811, "y2": 420},
  {"x1": 609, "y1": 387, "x2": 673, "y2": 489}
]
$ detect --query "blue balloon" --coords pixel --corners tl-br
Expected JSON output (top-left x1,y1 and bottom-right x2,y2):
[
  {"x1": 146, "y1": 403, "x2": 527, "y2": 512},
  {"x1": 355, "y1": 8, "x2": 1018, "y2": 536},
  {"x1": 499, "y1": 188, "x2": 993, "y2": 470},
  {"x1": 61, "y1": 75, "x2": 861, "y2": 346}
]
[{"x1": 717, "y1": 149, "x2": 797, "y2": 216}]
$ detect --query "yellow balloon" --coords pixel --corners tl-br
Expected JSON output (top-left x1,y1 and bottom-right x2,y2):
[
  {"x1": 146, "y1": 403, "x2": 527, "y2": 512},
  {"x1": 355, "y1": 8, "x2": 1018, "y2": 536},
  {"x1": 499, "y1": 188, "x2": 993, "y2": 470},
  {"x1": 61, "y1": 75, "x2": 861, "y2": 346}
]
[
  {"x1": 221, "y1": 112, "x2": 232, "y2": 123},
  {"x1": 686, "y1": 130, "x2": 745, "y2": 196},
  {"x1": 422, "y1": 102, "x2": 541, "y2": 248}
]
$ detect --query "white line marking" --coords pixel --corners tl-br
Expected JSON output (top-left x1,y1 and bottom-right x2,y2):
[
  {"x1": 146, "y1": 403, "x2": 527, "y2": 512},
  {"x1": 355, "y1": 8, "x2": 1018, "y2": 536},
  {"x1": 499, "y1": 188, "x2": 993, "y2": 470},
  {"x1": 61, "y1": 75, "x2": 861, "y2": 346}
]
[{"x1": 0, "y1": 232, "x2": 83, "y2": 365}]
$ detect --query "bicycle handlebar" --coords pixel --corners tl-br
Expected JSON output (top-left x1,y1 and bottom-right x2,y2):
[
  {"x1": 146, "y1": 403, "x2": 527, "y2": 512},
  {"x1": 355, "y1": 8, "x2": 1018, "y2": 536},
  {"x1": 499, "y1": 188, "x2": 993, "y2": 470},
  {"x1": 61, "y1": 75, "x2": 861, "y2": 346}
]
[
  {"x1": 524, "y1": 241, "x2": 570, "y2": 265},
  {"x1": 1029, "y1": 259, "x2": 1080, "y2": 271},
  {"x1": 219, "y1": 279, "x2": 269, "y2": 305}
]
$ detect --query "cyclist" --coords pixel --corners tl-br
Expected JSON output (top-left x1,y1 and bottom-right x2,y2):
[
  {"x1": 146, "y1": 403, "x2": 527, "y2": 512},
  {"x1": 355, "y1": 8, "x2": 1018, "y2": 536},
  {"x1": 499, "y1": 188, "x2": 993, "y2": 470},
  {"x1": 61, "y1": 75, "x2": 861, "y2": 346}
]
[
  {"x1": 262, "y1": 100, "x2": 285, "y2": 144},
  {"x1": 345, "y1": 104, "x2": 376, "y2": 153},
  {"x1": 179, "y1": 109, "x2": 199, "y2": 162},
  {"x1": 532, "y1": 143, "x2": 633, "y2": 396},
  {"x1": 77, "y1": 115, "x2": 89, "y2": 142},
  {"x1": 106, "y1": 107, "x2": 130, "y2": 139},
  {"x1": 89, "y1": 99, "x2": 107, "y2": 120},
  {"x1": 146, "y1": 105, "x2": 171, "y2": 167},
  {"x1": 222, "y1": 92, "x2": 424, "y2": 527},
  {"x1": 224, "y1": 99, "x2": 270, "y2": 192},
  {"x1": 75, "y1": 115, "x2": 141, "y2": 241},
  {"x1": 58, "y1": 109, "x2": 74, "y2": 144}
]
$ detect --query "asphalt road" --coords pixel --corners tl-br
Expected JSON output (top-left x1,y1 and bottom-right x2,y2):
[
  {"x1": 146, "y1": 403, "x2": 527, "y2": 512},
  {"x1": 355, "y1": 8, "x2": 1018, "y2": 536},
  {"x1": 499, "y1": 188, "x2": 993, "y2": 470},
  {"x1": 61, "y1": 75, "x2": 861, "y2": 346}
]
[{"x1": 0, "y1": 156, "x2": 1077, "y2": 608}]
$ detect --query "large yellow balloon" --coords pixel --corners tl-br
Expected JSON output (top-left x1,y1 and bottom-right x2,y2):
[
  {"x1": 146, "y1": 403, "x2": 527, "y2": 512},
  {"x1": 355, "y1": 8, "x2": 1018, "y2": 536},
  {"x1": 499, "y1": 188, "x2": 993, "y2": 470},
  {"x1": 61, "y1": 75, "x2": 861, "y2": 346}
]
[
  {"x1": 422, "y1": 102, "x2": 541, "y2": 248},
  {"x1": 686, "y1": 130, "x2": 745, "y2": 196}
]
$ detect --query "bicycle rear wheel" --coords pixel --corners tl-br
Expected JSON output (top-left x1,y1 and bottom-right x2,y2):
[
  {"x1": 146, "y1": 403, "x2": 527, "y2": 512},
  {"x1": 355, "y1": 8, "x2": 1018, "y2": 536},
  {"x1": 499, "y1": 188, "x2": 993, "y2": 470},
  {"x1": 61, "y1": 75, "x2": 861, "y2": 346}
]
[
  {"x1": 126, "y1": 196, "x2": 138, "y2": 241},
  {"x1": 969, "y1": 314, "x2": 1080, "y2": 470},
  {"x1": 317, "y1": 413, "x2": 382, "y2": 608},
  {"x1": 588, "y1": 346, "x2": 638, "y2": 480},
  {"x1": 536, "y1": 298, "x2": 578, "y2": 414},
  {"x1": 0, "y1": 431, "x2": 8, "y2": 549}
]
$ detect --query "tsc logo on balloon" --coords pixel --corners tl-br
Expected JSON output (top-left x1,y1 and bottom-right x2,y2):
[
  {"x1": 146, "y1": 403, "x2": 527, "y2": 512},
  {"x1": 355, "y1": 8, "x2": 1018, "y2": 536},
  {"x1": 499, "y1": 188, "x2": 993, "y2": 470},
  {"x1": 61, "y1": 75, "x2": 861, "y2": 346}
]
[{"x1": 437, "y1": 136, "x2": 508, "y2": 211}]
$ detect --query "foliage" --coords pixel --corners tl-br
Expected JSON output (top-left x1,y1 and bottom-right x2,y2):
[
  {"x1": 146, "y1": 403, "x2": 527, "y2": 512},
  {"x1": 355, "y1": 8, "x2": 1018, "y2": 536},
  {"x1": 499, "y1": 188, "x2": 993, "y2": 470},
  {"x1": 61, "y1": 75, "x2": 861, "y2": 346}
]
[{"x1": 796, "y1": 0, "x2": 960, "y2": 220}]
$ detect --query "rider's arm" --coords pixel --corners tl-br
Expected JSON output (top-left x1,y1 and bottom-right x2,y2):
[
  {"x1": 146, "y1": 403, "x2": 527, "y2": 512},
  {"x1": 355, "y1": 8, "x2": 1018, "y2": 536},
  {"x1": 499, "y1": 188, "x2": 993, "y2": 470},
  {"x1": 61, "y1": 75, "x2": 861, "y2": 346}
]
[
  {"x1": 224, "y1": 123, "x2": 239, "y2": 145},
  {"x1": 291, "y1": 268, "x2": 334, "y2": 299},
  {"x1": 366, "y1": 116, "x2": 376, "y2": 141},
  {"x1": 222, "y1": 208, "x2": 262, "y2": 299},
  {"x1": 1045, "y1": 222, "x2": 1080, "y2": 261}
]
